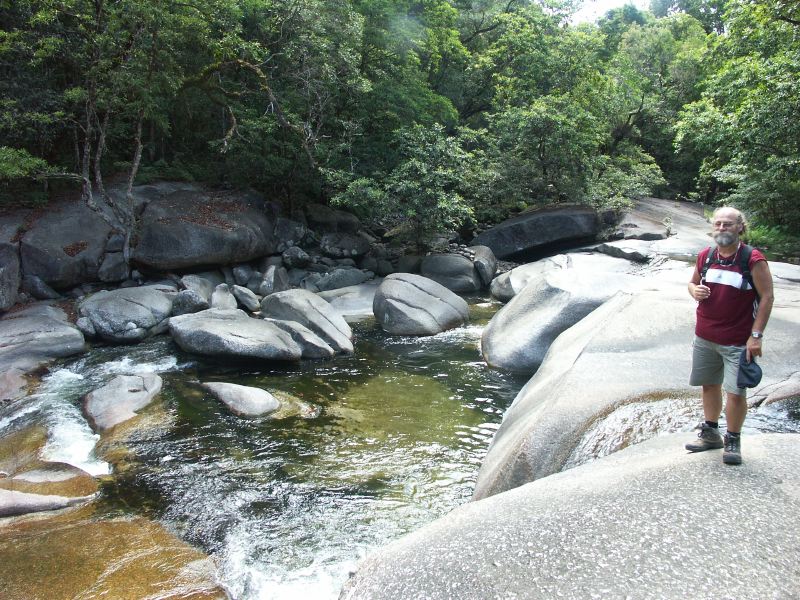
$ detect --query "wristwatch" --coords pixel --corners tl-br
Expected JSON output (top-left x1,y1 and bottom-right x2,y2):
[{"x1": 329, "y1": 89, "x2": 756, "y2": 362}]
[{"x1": 751, "y1": 331, "x2": 764, "y2": 339}]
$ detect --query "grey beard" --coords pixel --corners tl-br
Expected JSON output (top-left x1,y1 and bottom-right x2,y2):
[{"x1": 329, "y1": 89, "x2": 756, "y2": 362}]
[{"x1": 713, "y1": 231, "x2": 737, "y2": 246}]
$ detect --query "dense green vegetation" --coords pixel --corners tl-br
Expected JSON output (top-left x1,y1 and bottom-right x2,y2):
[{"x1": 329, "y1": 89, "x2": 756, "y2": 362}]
[{"x1": 1, "y1": 0, "x2": 798, "y2": 246}]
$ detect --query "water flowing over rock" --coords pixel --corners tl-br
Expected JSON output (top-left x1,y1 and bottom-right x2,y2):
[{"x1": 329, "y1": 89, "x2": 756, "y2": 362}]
[
  {"x1": 0, "y1": 304, "x2": 85, "y2": 401},
  {"x1": 420, "y1": 253, "x2": 482, "y2": 293},
  {"x1": 472, "y1": 204, "x2": 600, "y2": 260},
  {"x1": 372, "y1": 273, "x2": 469, "y2": 335},
  {"x1": 131, "y1": 188, "x2": 278, "y2": 270},
  {"x1": 202, "y1": 382, "x2": 281, "y2": 417},
  {"x1": 78, "y1": 285, "x2": 175, "y2": 343},
  {"x1": 341, "y1": 433, "x2": 800, "y2": 600},
  {"x1": 260, "y1": 289, "x2": 354, "y2": 354},
  {"x1": 83, "y1": 373, "x2": 163, "y2": 432},
  {"x1": 169, "y1": 308, "x2": 303, "y2": 361},
  {"x1": 481, "y1": 253, "x2": 640, "y2": 373}
]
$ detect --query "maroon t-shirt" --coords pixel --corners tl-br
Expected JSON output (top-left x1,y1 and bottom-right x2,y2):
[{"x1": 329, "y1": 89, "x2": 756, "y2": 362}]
[{"x1": 695, "y1": 244, "x2": 765, "y2": 346}]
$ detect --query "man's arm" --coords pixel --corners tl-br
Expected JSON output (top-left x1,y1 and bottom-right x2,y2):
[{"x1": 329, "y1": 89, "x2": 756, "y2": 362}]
[
  {"x1": 747, "y1": 260, "x2": 774, "y2": 359},
  {"x1": 688, "y1": 267, "x2": 710, "y2": 301}
]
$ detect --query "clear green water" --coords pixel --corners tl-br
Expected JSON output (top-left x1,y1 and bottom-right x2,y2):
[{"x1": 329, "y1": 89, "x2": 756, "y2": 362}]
[{"x1": 19, "y1": 301, "x2": 526, "y2": 599}]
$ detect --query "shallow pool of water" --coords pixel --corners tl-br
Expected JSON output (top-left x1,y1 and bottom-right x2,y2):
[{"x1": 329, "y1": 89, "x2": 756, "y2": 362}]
[{"x1": 1, "y1": 301, "x2": 527, "y2": 599}]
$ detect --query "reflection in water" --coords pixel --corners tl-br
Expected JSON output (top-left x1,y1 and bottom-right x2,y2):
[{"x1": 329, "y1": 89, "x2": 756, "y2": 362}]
[{"x1": 0, "y1": 310, "x2": 525, "y2": 599}]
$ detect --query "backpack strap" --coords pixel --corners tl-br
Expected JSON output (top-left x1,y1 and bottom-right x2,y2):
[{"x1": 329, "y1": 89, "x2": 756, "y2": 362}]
[{"x1": 699, "y1": 243, "x2": 759, "y2": 299}]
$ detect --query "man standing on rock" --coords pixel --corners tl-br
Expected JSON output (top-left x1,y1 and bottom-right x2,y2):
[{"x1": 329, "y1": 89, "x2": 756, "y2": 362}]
[{"x1": 686, "y1": 206, "x2": 774, "y2": 464}]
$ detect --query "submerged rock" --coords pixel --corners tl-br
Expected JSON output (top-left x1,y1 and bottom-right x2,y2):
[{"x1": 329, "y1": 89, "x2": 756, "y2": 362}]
[
  {"x1": 202, "y1": 382, "x2": 281, "y2": 417},
  {"x1": 83, "y1": 373, "x2": 163, "y2": 433}
]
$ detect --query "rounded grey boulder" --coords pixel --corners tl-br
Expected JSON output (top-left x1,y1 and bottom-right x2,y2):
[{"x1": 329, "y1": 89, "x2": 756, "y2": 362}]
[
  {"x1": 420, "y1": 253, "x2": 481, "y2": 293},
  {"x1": 260, "y1": 289, "x2": 353, "y2": 354},
  {"x1": 373, "y1": 273, "x2": 469, "y2": 336},
  {"x1": 169, "y1": 308, "x2": 302, "y2": 361},
  {"x1": 83, "y1": 373, "x2": 163, "y2": 432},
  {"x1": 78, "y1": 285, "x2": 174, "y2": 343},
  {"x1": 202, "y1": 382, "x2": 281, "y2": 417}
]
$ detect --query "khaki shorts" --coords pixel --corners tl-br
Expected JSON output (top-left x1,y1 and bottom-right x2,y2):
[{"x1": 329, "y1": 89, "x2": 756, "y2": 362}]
[{"x1": 689, "y1": 335, "x2": 746, "y2": 397}]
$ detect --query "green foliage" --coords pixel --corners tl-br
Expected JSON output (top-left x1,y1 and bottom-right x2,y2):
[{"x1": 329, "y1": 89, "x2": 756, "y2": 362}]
[
  {"x1": 331, "y1": 124, "x2": 474, "y2": 250},
  {"x1": 0, "y1": 147, "x2": 50, "y2": 180}
]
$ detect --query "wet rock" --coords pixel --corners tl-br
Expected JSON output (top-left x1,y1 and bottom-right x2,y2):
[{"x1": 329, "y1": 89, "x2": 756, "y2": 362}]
[
  {"x1": 373, "y1": 273, "x2": 469, "y2": 336},
  {"x1": 0, "y1": 488, "x2": 94, "y2": 518},
  {"x1": 202, "y1": 382, "x2": 281, "y2": 417},
  {"x1": 169, "y1": 308, "x2": 302, "y2": 361},
  {"x1": 260, "y1": 289, "x2": 354, "y2": 354},
  {"x1": 0, "y1": 304, "x2": 85, "y2": 400},
  {"x1": 83, "y1": 373, "x2": 163, "y2": 432},
  {"x1": 78, "y1": 285, "x2": 174, "y2": 343}
]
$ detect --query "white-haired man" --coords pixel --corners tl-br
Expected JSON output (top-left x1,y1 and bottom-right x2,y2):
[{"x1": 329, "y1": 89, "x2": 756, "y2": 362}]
[{"x1": 686, "y1": 206, "x2": 774, "y2": 464}]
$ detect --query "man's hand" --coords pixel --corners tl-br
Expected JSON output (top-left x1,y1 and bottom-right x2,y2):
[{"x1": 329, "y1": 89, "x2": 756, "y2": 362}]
[
  {"x1": 746, "y1": 336, "x2": 763, "y2": 361},
  {"x1": 691, "y1": 283, "x2": 711, "y2": 301}
]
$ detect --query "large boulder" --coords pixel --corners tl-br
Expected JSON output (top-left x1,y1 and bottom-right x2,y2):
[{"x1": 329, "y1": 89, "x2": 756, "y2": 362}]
[
  {"x1": 314, "y1": 267, "x2": 373, "y2": 292},
  {"x1": 472, "y1": 204, "x2": 600, "y2": 261},
  {"x1": 489, "y1": 255, "x2": 570, "y2": 302},
  {"x1": 260, "y1": 289, "x2": 354, "y2": 354},
  {"x1": 373, "y1": 273, "x2": 469, "y2": 336},
  {"x1": 131, "y1": 189, "x2": 278, "y2": 270},
  {"x1": 420, "y1": 254, "x2": 481, "y2": 293},
  {"x1": 481, "y1": 253, "x2": 639, "y2": 373},
  {"x1": 202, "y1": 382, "x2": 281, "y2": 417},
  {"x1": 0, "y1": 304, "x2": 86, "y2": 401},
  {"x1": 169, "y1": 308, "x2": 302, "y2": 361},
  {"x1": 19, "y1": 201, "x2": 113, "y2": 290},
  {"x1": 78, "y1": 285, "x2": 174, "y2": 343},
  {"x1": 261, "y1": 317, "x2": 335, "y2": 359},
  {"x1": 83, "y1": 373, "x2": 163, "y2": 432},
  {"x1": 0, "y1": 218, "x2": 21, "y2": 311},
  {"x1": 474, "y1": 263, "x2": 800, "y2": 500},
  {"x1": 341, "y1": 433, "x2": 800, "y2": 600}
]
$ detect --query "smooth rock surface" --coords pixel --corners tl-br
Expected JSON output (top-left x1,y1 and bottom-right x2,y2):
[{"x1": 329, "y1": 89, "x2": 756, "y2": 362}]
[
  {"x1": 481, "y1": 253, "x2": 640, "y2": 373},
  {"x1": 260, "y1": 289, "x2": 353, "y2": 354},
  {"x1": 420, "y1": 253, "x2": 481, "y2": 293},
  {"x1": 169, "y1": 308, "x2": 302, "y2": 361},
  {"x1": 318, "y1": 280, "x2": 381, "y2": 321},
  {"x1": 78, "y1": 285, "x2": 174, "y2": 343},
  {"x1": 83, "y1": 373, "x2": 163, "y2": 432},
  {"x1": 202, "y1": 382, "x2": 281, "y2": 417},
  {"x1": 373, "y1": 273, "x2": 469, "y2": 336},
  {"x1": 474, "y1": 267, "x2": 800, "y2": 499},
  {"x1": 472, "y1": 204, "x2": 599, "y2": 260},
  {"x1": 342, "y1": 433, "x2": 800, "y2": 600},
  {"x1": 489, "y1": 255, "x2": 570, "y2": 302}
]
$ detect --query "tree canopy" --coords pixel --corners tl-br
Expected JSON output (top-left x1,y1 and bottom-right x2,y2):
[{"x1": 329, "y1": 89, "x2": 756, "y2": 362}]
[{"x1": 1, "y1": 0, "x2": 797, "y2": 247}]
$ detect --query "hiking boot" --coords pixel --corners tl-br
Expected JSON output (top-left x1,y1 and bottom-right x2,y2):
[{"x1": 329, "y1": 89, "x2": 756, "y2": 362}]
[
  {"x1": 685, "y1": 423, "x2": 723, "y2": 452},
  {"x1": 723, "y1": 434, "x2": 742, "y2": 465}
]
